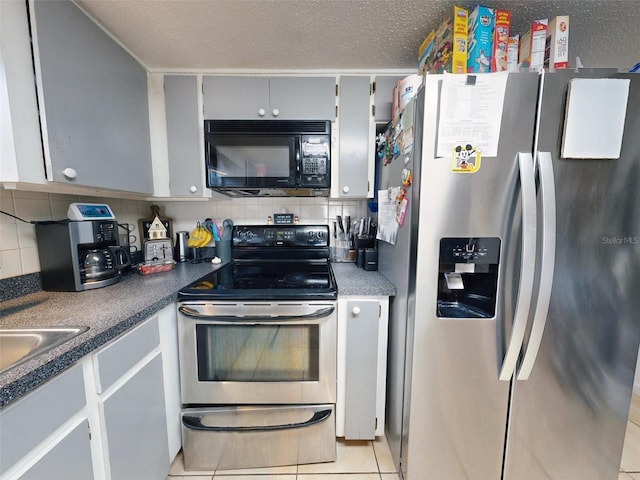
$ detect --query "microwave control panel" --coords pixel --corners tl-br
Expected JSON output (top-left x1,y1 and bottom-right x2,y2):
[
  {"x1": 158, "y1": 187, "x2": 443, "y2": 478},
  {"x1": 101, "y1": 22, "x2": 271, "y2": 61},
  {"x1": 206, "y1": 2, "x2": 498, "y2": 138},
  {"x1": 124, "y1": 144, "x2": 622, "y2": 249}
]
[{"x1": 302, "y1": 157, "x2": 327, "y2": 175}]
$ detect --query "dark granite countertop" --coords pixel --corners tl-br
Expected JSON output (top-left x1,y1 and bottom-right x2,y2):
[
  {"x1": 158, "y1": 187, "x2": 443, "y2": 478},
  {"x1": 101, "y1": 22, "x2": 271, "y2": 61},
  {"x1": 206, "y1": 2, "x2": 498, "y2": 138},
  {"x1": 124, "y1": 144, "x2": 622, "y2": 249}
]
[
  {"x1": 0, "y1": 262, "x2": 215, "y2": 408},
  {"x1": 331, "y1": 262, "x2": 397, "y2": 296},
  {"x1": 0, "y1": 260, "x2": 395, "y2": 408}
]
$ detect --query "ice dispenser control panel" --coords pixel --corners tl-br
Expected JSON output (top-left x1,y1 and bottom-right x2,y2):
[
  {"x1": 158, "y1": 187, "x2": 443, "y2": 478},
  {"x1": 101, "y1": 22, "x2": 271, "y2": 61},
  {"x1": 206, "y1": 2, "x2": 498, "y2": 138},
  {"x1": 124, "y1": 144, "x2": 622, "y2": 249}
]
[
  {"x1": 439, "y1": 237, "x2": 501, "y2": 264},
  {"x1": 437, "y1": 237, "x2": 501, "y2": 319}
]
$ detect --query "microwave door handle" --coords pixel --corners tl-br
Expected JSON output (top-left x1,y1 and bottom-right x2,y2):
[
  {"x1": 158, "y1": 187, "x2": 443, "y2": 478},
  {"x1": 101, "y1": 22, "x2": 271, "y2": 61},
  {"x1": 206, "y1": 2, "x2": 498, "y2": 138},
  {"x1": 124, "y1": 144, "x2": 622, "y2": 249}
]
[
  {"x1": 182, "y1": 408, "x2": 332, "y2": 433},
  {"x1": 178, "y1": 305, "x2": 335, "y2": 322}
]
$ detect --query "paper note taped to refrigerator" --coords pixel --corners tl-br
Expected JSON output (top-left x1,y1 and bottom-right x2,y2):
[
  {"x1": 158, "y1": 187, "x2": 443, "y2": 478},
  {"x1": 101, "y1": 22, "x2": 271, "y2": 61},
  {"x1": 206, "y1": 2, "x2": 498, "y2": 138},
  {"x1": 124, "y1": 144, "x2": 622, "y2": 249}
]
[{"x1": 436, "y1": 71, "x2": 508, "y2": 158}]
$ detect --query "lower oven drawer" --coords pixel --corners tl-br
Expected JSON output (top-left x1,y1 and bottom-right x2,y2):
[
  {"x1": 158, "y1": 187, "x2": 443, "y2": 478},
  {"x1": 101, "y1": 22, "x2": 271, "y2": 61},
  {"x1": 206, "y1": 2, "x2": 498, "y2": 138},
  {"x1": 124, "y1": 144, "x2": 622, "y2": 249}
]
[{"x1": 181, "y1": 404, "x2": 336, "y2": 471}]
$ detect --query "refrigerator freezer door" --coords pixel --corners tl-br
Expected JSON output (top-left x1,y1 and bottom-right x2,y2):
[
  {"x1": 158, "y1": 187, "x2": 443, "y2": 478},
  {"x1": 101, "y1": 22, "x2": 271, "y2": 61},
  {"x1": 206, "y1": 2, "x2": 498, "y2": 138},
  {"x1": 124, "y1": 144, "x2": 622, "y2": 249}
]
[
  {"x1": 404, "y1": 72, "x2": 540, "y2": 480},
  {"x1": 504, "y1": 71, "x2": 640, "y2": 480}
]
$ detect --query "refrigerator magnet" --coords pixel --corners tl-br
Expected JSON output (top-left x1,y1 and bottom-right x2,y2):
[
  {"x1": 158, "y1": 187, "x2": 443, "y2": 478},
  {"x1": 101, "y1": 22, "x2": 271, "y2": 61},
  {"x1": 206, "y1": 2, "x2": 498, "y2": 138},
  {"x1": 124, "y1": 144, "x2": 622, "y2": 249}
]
[
  {"x1": 402, "y1": 168, "x2": 412, "y2": 187},
  {"x1": 396, "y1": 198, "x2": 409, "y2": 227},
  {"x1": 452, "y1": 144, "x2": 481, "y2": 173}
]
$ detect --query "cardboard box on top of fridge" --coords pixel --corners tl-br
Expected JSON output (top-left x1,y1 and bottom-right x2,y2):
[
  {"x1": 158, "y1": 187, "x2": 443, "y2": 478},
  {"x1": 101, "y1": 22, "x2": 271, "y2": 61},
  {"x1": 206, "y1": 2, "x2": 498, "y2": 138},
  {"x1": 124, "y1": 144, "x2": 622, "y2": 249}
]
[
  {"x1": 507, "y1": 34, "x2": 519, "y2": 71},
  {"x1": 491, "y1": 9, "x2": 511, "y2": 72},
  {"x1": 467, "y1": 5, "x2": 494, "y2": 73},
  {"x1": 545, "y1": 15, "x2": 570, "y2": 69},
  {"x1": 421, "y1": 5, "x2": 468, "y2": 74},
  {"x1": 518, "y1": 19, "x2": 548, "y2": 69},
  {"x1": 417, "y1": 30, "x2": 436, "y2": 75}
]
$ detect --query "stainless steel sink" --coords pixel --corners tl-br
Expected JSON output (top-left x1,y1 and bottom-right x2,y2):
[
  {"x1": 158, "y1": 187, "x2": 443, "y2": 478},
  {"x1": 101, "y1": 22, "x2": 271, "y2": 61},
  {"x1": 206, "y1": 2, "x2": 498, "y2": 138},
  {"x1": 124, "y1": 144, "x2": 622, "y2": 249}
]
[{"x1": 0, "y1": 327, "x2": 89, "y2": 374}]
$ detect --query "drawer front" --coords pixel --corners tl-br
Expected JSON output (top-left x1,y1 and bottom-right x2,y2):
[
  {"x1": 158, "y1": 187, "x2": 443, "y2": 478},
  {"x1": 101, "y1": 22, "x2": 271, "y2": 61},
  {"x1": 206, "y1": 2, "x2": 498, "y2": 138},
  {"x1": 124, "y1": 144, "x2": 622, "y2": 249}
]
[
  {"x1": 0, "y1": 364, "x2": 85, "y2": 475},
  {"x1": 94, "y1": 316, "x2": 159, "y2": 393},
  {"x1": 181, "y1": 404, "x2": 336, "y2": 471}
]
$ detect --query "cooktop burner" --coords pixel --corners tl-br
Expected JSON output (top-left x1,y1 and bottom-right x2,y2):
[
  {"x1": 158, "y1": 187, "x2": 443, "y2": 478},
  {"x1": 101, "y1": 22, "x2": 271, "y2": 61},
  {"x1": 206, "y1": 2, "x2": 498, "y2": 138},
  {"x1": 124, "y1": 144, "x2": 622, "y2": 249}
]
[
  {"x1": 178, "y1": 261, "x2": 336, "y2": 301},
  {"x1": 178, "y1": 225, "x2": 337, "y2": 301}
]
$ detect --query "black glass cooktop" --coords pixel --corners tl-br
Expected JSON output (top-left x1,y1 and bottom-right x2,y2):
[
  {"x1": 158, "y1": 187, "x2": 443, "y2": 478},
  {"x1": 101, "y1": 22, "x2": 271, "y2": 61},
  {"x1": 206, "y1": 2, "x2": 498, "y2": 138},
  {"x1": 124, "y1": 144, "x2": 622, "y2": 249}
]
[{"x1": 178, "y1": 260, "x2": 337, "y2": 301}]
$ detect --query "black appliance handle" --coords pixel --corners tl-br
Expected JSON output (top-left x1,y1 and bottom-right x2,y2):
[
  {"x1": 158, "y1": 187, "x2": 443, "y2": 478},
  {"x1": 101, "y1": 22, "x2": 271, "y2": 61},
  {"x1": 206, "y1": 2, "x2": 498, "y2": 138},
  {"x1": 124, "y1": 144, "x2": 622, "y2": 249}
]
[
  {"x1": 177, "y1": 304, "x2": 335, "y2": 322},
  {"x1": 182, "y1": 409, "x2": 332, "y2": 433}
]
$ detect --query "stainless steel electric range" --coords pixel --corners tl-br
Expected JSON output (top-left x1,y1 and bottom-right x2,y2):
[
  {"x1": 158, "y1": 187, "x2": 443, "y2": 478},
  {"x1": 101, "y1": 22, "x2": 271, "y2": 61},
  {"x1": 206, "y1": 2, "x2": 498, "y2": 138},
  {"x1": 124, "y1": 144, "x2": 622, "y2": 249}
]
[{"x1": 177, "y1": 224, "x2": 337, "y2": 471}]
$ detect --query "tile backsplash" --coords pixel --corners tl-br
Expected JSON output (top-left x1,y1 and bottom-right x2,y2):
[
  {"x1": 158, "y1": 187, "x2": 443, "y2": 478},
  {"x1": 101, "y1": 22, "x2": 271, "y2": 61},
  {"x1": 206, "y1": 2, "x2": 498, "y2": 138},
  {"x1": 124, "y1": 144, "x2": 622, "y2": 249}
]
[{"x1": 0, "y1": 189, "x2": 369, "y2": 279}]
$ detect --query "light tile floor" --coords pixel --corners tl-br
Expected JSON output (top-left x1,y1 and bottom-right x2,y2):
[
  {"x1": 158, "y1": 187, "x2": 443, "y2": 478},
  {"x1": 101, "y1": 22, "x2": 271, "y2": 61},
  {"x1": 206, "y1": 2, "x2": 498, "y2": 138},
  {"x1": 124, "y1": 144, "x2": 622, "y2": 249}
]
[{"x1": 169, "y1": 395, "x2": 640, "y2": 480}]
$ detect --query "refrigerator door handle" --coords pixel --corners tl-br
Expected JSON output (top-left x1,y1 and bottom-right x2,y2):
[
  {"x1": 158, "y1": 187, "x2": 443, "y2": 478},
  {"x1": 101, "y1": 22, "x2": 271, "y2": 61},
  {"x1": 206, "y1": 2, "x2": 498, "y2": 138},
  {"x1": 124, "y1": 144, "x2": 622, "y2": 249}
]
[
  {"x1": 517, "y1": 151, "x2": 556, "y2": 380},
  {"x1": 499, "y1": 152, "x2": 537, "y2": 381}
]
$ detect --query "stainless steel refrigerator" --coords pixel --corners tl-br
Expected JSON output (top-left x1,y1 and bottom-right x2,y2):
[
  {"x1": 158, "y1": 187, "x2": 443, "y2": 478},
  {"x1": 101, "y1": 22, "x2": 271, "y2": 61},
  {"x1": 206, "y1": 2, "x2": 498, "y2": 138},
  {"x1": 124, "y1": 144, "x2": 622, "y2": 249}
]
[{"x1": 379, "y1": 70, "x2": 640, "y2": 480}]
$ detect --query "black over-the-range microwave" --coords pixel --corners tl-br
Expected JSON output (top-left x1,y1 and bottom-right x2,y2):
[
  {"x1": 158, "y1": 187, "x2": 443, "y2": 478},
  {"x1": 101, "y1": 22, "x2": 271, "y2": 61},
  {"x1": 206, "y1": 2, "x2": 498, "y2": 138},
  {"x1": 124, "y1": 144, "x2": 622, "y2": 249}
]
[{"x1": 204, "y1": 120, "x2": 331, "y2": 197}]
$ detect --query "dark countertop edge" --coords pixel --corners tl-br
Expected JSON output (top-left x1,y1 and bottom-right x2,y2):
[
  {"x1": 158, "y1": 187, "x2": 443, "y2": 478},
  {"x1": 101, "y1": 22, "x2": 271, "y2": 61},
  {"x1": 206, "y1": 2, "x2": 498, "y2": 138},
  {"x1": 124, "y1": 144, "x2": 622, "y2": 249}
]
[
  {"x1": 0, "y1": 294, "x2": 176, "y2": 408},
  {"x1": 0, "y1": 261, "x2": 217, "y2": 409}
]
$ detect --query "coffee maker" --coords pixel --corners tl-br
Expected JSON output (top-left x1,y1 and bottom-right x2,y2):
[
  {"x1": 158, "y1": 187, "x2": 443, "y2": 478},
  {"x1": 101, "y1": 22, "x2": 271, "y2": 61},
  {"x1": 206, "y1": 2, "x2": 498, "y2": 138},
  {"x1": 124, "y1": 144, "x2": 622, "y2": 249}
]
[{"x1": 35, "y1": 220, "x2": 130, "y2": 291}]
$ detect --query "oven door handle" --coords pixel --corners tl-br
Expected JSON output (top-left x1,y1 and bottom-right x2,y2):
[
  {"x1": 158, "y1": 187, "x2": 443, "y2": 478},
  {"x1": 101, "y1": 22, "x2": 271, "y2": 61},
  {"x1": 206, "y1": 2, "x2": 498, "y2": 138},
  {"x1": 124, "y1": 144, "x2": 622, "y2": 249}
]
[
  {"x1": 182, "y1": 408, "x2": 332, "y2": 433},
  {"x1": 178, "y1": 305, "x2": 335, "y2": 322}
]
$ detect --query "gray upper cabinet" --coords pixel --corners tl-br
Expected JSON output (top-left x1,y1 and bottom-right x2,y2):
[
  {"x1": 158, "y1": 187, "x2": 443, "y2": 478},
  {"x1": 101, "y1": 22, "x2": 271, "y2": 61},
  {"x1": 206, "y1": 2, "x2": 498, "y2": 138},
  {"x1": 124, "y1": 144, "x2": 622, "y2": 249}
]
[
  {"x1": 374, "y1": 75, "x2": 404, "y2": 123},
  {"x1": 31, "y1": 0, "x2": 153, "y2": 194},
  {"x1": 203, "y1": 76, "x2": 336, "y2": 120},
  {"x1": 337, "y1": 76, "x2": 373, "y2": 198},
  {"x1": 164, "y1": 75, "x2": 203, "y2": 196}
]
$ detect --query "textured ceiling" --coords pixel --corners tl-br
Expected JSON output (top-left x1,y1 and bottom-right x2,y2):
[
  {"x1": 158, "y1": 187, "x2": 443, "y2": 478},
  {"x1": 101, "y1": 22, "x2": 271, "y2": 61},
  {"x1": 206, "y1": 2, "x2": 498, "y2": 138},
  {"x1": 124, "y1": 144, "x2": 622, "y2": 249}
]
[{"x1": 74, "y1": 0, "x2": 640, "y2": 72}]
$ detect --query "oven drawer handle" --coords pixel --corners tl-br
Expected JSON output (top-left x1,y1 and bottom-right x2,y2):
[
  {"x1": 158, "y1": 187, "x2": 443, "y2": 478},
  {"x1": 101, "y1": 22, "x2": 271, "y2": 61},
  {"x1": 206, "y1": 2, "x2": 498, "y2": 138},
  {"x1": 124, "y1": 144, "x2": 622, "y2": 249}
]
[
  {"x1": 182, "y1": 408, "x2": 332, "y2": 433},
  {"x1": 178, "y1": 305, "x2": 335, "y2": 321}
]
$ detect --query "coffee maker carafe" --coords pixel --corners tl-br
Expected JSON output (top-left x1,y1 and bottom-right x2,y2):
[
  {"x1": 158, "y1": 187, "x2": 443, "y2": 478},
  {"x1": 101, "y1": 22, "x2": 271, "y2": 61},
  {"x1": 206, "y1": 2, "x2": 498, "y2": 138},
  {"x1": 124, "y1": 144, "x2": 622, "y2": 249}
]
[{"x1": 35, "y1": 220, "x2": 130, "y2": 291}]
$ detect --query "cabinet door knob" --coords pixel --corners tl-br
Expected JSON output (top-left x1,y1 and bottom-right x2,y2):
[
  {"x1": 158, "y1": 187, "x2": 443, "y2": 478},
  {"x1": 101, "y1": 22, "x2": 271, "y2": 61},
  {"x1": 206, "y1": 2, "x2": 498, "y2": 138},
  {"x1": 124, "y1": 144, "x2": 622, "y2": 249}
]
[
  {"x1": 258, "y1": 108, "x2": 266, "y2": 117},
  {"x1": 62, "y1": 167, "x2": 77, "y2": 180},
  {"x1": 342, "y1": 186, "x2": 350, "y2": 194},
  {"x1": 189, "y1": 185, "x2": 198, "y2": 193},
  {"x1": 272, "y1": 108, "x2": 280, "y2": 117},
  {"x1": 352, "y1": 306, "x2": 361, "y2": 316}
]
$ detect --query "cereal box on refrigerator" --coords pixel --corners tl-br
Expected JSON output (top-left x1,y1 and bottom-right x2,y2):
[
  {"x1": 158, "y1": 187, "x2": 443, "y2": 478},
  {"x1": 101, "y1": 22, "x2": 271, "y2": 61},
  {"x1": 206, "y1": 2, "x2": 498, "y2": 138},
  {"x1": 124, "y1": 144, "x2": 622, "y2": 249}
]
[
  {"x1": 545, "y1": 15, "x2": 569, "y2": 69},
  {"x1": 425, "y1": 5, "x2": 468, "y2": 74},
  {"x1": 518, "y1": 19, "x2": 548, "y2": 69},
  {"x1": 507, "y1": 35, "x2": 519, "y2": 72},
  {"x1": 467, "y1": 5, "x2": 494, "y2": 73},
  {"x1": 491, "y1": 9, "x2": 511, "y2": 72},
  {"x1": 417, "y1": 30, "x2": 435, "y2": 75}
]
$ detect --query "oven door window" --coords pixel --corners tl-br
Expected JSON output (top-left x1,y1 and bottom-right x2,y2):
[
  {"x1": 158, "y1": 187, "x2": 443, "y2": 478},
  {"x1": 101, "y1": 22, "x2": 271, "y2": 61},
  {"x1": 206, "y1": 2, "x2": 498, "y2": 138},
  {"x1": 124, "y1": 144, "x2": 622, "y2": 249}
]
[
  {"x1": 205, "y1": 135, "x2": 297, "y2": 188},
  {"x1": 196, "y1": 324, "x2": 319, "y2": 382}
]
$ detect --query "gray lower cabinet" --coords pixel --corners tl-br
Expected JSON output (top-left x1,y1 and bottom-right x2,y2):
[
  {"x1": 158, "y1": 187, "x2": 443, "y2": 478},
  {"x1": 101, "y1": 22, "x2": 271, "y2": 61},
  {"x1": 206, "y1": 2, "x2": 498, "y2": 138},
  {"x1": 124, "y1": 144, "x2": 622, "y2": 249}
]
[
  {"x1": 101, "y1": 355, "x2": 169, "y2": 480},
  {"x1": 337, "y1": 297, "x2": 389, "y2": 440},
  {"x1": 337, "y1": 76, "x2": 373, "y2": 198},
  {"x1": 0, "y1": 311, "x2": 175, "y2": 480},
  {"x1": 203, "y1": 75, "x2": 336, "y2": 120},
  {"x1": 30, "y1": 0, "x2": 153, "y2": 194},
  {"x1": 19, "y1": 420, "x2": 94, "y2": 480},
  {"x1": 164, "y1": 75, "x2": 203, "y2": 196},
  {"x1": 94, "y1": 315, "x2": 170, "y2": 480},
  {"x1": 344, "y1": 299, "x2": 380, "y2": 439},
  {"x1": 0, "y1": 364, "x2": 92, "y2": 479}
]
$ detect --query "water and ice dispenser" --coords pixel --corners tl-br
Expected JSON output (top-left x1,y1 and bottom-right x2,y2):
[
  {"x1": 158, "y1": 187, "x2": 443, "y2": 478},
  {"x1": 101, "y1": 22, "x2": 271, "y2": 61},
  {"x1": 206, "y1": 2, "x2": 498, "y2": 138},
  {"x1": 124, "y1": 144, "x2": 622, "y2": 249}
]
[{"x1": 436, "y1": 237, "x2": 501, "y2": 318}]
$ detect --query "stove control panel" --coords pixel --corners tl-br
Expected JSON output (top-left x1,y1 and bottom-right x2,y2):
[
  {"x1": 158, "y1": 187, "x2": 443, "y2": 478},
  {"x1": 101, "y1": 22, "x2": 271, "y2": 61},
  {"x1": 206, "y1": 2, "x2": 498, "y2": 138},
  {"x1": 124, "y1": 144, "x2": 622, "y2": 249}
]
[{"x1": 233, "y1": 225, "x2": 329, "y2": 247}]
